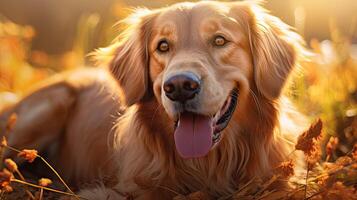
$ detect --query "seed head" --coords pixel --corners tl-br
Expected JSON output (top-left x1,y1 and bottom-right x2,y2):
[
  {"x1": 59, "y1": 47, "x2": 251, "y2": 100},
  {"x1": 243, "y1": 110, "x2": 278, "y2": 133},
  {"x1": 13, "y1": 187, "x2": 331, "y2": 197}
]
[
  {"x1": 18, "y1": 149, "x2": 38, "y2": 163},
  {"x1": 275, "y1": 160, "x2": 295, "y2": 178},
  {"x1": 326, "y1": 136, "x2": 339, "y2": 156},
  {"x1": 295, "y1": 119, "x2": 323, "y2": 156},
  {"x1": 1, "y1": 136, "x2": 7, "y2": 147},
  {"x1": 4, "y1": 159, "x2": 18, "y2": 172},
  {"x1": 38, "y1": 178, "x2": 52, "y2": 187},
  {"x1": 0, "y1": 169, "x2": 13, "y2": 190}
]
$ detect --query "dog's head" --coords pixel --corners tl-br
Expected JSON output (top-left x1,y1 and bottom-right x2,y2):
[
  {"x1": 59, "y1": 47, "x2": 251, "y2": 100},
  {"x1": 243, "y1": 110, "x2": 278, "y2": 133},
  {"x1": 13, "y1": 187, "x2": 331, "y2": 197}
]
[{"x1": 100, "y1": 1, "x2": 305, "y2": 159}]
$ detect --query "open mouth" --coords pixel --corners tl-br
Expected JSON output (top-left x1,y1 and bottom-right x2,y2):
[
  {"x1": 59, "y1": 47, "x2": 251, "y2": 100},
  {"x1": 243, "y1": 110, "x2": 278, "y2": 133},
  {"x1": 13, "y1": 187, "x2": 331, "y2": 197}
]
[{"x1": 174, "y1": 88, "x2": 239, "y2": 158}]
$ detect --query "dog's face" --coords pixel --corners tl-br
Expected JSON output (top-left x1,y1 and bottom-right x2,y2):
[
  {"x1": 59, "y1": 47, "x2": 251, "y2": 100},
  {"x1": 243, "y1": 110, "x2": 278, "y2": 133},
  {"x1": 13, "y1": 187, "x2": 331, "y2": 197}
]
[
  {"x1": 150, "y1": 2, "x2": 252, "y2": 115},
  {"x1": 150, "y1": 2, "x2": 253, "y2": 158},
  {"x1": 105, "y1": 1, "x2": 304, "y2": 158}
]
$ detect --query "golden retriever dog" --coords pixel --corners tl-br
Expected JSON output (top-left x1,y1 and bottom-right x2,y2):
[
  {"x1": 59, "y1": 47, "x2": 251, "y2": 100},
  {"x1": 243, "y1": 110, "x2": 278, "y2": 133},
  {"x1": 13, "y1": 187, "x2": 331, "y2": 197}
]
[{"x1": 0, "y1": 1, "x2": 308, "y2": 199}]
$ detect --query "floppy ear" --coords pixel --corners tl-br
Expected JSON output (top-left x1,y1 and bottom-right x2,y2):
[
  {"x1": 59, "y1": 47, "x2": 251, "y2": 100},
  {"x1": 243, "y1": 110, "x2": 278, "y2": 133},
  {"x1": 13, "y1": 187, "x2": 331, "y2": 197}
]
[
  {"x1": 247, "y1": 4, "x2": 306, "y2": 100},
  {"x1": 97, "y1": 9, "x2": 156, "y2": 106}
]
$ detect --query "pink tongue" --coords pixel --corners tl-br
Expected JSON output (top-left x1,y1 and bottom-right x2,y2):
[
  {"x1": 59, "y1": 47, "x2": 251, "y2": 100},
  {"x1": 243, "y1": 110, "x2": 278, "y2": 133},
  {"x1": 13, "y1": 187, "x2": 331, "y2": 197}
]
[{"x1": 174, "y1": 113, "x2": 213, "y2": 159}]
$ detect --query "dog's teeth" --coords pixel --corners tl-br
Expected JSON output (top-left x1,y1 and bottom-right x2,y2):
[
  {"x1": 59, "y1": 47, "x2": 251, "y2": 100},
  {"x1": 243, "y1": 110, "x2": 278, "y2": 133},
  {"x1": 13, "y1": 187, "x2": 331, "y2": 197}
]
[{"x1": 212, "y1": 133, "x2": 221, "y2": 144}]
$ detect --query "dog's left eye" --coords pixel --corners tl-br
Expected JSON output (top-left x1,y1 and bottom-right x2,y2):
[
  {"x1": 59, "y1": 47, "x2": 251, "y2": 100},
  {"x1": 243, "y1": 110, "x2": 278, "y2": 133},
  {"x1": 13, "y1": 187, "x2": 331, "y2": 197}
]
[
  {"x1": 157, "y1": 40, "x2": 170, "y2": 53},
  {"x1": 213, "y1": 36, "x2": 227, "y2": 47}
]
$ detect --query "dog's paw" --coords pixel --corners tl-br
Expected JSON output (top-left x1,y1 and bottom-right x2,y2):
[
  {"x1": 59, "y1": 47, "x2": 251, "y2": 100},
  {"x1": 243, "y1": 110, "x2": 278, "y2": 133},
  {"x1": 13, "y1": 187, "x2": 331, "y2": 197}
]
[{"x1": 72, "y1": 187, "x2": 125, "y2": 200}]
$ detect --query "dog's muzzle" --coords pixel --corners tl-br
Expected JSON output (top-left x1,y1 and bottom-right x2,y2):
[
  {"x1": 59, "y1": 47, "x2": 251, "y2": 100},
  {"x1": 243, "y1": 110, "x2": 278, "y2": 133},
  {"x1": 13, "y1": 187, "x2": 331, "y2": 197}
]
[{"x1": 163, "y1": 73, "x2": 239, "y2": 159}]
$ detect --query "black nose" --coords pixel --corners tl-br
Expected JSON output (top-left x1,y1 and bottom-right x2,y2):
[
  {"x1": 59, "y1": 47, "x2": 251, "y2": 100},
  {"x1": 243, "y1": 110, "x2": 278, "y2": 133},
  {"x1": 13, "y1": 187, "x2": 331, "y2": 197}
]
[{"x1": 163, "y1": 72, "x2": 200, "y2": 102}]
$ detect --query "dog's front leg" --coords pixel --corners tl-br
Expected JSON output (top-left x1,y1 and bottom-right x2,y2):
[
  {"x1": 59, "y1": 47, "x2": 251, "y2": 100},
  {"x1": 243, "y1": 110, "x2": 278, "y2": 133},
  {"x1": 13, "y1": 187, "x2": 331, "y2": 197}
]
[
  {"x1": 71, "y1": 187, "x2": 126, "y2": 200},
  {"x1": 73, "y1": 187, "x2": 174, "y2": 200}
]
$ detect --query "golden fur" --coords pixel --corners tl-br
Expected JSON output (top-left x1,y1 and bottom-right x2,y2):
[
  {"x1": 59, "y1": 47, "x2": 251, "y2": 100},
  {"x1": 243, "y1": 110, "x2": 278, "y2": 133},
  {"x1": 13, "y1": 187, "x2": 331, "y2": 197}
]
[{"x1": 0, "y1": 1, "x2": 308, "y2": 199}]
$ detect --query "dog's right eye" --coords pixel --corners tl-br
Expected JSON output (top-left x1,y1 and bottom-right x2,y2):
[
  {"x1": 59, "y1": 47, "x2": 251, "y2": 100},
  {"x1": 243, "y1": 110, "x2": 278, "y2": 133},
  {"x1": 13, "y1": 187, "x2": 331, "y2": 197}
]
[
  {"x1": 157, "y1": 40, "x2": 170, "y2": 53},
  {"x1": 213, "y1": 35, "x2": 227, "y2": 47}
]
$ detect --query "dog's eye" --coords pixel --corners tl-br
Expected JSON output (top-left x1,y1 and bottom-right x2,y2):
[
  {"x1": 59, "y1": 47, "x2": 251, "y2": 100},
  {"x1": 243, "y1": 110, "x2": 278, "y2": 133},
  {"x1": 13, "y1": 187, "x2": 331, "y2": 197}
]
[
  {"x1": 157, "y1": 40, "x2": 170, "y2": 53},
  {"x1": 213, "y1": 36, "x2": 227, "y2": 47}
]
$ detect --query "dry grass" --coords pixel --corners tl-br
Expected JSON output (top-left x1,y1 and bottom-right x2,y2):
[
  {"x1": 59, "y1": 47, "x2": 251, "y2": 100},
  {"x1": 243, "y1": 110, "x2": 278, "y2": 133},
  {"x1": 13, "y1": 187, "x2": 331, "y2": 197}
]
[{"x1": 0, "y1": 10, "x2": 356, "y2": 200}]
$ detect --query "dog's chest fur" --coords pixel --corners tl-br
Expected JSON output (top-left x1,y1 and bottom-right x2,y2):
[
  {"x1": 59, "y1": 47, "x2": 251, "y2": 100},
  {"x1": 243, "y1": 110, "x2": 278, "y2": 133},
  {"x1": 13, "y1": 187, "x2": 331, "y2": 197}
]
[{"x1": 113, "y1": 99, "x2": 288, "y2": 197}]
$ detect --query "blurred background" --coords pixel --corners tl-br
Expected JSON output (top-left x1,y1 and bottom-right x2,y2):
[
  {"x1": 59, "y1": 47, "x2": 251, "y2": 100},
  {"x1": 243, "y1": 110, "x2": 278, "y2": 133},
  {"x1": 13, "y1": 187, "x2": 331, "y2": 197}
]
[{"x1": 0, "y1": 0, "x2": 356, "y2": 160}]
